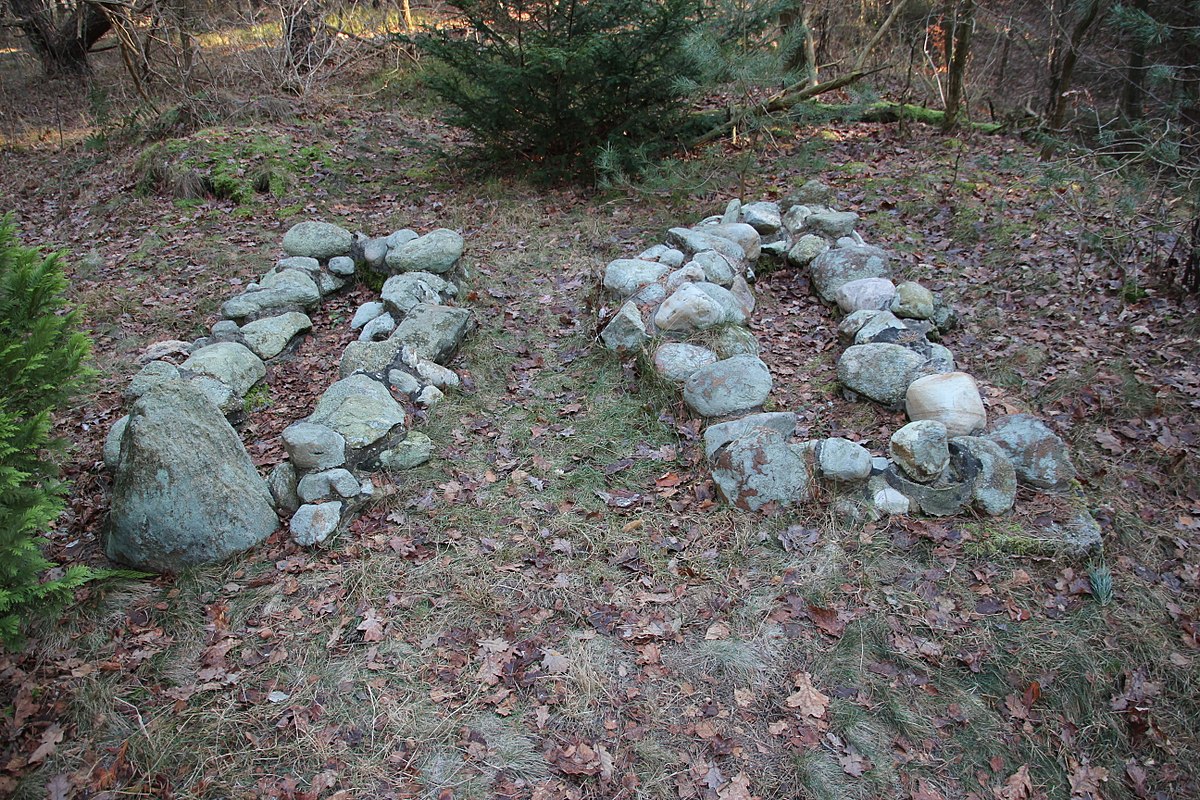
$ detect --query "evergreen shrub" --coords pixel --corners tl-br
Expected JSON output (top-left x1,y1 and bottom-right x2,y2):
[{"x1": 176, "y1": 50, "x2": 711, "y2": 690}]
[
  {"x1": 0, "y1": 214, "x2": 95, "y2": 648},
  {"x1": 416, "y1": 0, "x2": 704, "y2": 177}
]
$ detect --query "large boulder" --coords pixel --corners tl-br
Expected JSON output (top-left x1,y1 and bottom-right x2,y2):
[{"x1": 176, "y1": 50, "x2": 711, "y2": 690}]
[
  {"x1": 984, "y1": 414, "x2": 1077, "y2": 489},
  {"x1": 181, "y1": 342, "x2": 265, "y2": 398},
  {"x1": 837, "y1": 343, "x2": 927, "y2": 407},
  {"x1": 308, "y1": 374, "x2": 406, "y2": 450},
  {"x1": 711, "y1": 427, "x2": 812, "y2": 511},
  {"x1": 682, "y1": 355, "x2": 772, "y2": 417},
  {"x1": 282, "y1": 221, "x2": 353, "y2": 260},
  {"x1": 809, "y1": 244, "x2": 891, "y2": 303},
  {"x1": 384, "y1": 229, "x2": 464, "y2": 274},
  {"x1": 905, "y1": 372, "x2": 987, "y2": 437},
  {"x1": 106, "y1": 381, "x2": 278, "y2": 572}
]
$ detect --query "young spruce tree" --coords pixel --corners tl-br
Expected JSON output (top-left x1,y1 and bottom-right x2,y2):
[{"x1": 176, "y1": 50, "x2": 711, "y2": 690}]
[
  {"x1": 0, "y1": 214, "x2": 94, "y2": 648},
  {"x1": 417, "y1": 0, "x2": 705, "y2": 177}
]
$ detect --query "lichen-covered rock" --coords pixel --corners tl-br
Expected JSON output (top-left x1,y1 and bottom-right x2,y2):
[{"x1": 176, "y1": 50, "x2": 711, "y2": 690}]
[
  {"x1": 804, "y1": 210, "x2": 860, "y2": 238},
  {"x1": 984, "y1": 414, "x2": 1077, "y2": 489},
  {"x1": 379, "y1": 432, "x2": 434, "y2": 470},
  {"x1": 391, "y1": 303, "x2": 473, "y2": 364},
  {"x1": 703, "y1": 411, "x2": 797, "y2": 459},
  {"x1": 601, "y1": 302, "x2": 649, "y2": 352},
  {"x1": 297, "y1": 468, "x2": 362, "y2": 503},
  {"x1": 104, "y1": 415, "x2": 130, "y2": 470},
  {"x1": 787, "y1": 234, "x2": 829, "y2": 267},
  {"x1": 282, "y1": 422, "x2": 346, "y2": 471},
  {"x1": 785, "y1": 179, "x2": 834, "y2": 209},
  {"x1": 682, "y1": 355, "x2": 773, "y2": 417},
  {"x1": 740, "y1": 202, "x2": 782, "y2": 234},
  {"x1": 221, "y1": 270, "x2": 321, "y2": 322},
  {"x1": 239, "y1": 312, "x2": 312, "y2": 360},
  {"x1": 603, "y1": 259, "x2": 668, "y2": 298},
  {"x1": 809, "y1": 244, "x2": 891, "y2": 302},
  {"x1": 712, "y1": 325, "x2": 760, "y2": 358},
  {"x1": 282, "y1": 221, "x2": 353, "y2": 260},
  {"x1": 818, "y1": 437, "x2": 872, "y2": 483},
  {"x1": 891, "y1": 281, "x2": 936, "y2": 319},
  {"x1": 666, "y1": 263, "x2": 707, "y2": 292},
  {"x1": 328, "y1": 256, "x2": 356, "y2": 276},
  {"x1": 890, "y1": 420, "x2": 950, "y2": 483},
  {"x1": 837, "y1": 343, "x2": 926, "y2": 406},
  {"x1": 711, "y1": 427, "x2": 812, "y2": 511},
  {"x1": 954, "y1": 436, "x2": 1017, "y2": 515},
  {"x1": 106, "y1": 381, "x2": 278, "y2": 571},
  {"x1": 666, "y1": 227, "x2": 745, "y2": 263},
  {"x1": 267, "y1": 461, "x2": 301, "y2": 514},
  {"x1": 308, "y1": 375, "x2": 406, "y2": 450},
  {"x1": 385, "y1": 228, "x2": 464, "y2": 274},
  {"x1": 359, "y1": 313, "x2": 396, "y2": 343},
  {"x1": 181, "y1": 342, "x2": 266, "y2": 398},
  {"x1": 350, "y1": 301, "x2": 387, "y2": 330},
  {"x1": 700, "y1": 222, "x2": 761, "y2": 262},
  {"x1": 125, "y1": 361, "x2": 181, "y2": 401},
  {"x1": 290, "y1": 501, "x2": 342, "y2": 546},
  {"x1": 692, "y1": 281, "x2": 747, "y2": 326},
  {"x1": 381, "y1": 271, "x2": 456, "y2": 316},
  {"x1": 688, "y1": 251, "x2": 736, "y2": 287},
  {"x1": 654, "y1": 343, "x2": 718, "y2": 384}
]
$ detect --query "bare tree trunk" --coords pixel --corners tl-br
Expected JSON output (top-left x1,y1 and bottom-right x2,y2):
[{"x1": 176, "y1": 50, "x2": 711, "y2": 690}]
[
  {"x1": 282, "y1": 0, "x2": 321, "y2": 74},
  {"x1": 1042, "y1": 0, "x2": 1104, "y2": 158},
  {"x1": 941, "y1": 0, "x2": 973, "y2": 131},
  {"x1": 1120, "y1": 0, "x2": 1149, "y2": 122},
  {"x1": 779, "y1": 1, "x2": 817, "y2": 86},
  {"x1": 7, "y1": 0, "x2": 112, "y2": 77}
]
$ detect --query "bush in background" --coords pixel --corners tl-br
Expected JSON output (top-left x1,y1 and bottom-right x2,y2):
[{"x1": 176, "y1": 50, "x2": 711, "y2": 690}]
[
  {"x1": 0, "y1": 214, "x2": 95, "y2": 648},
  {"x1": 416, "y1": 0, "x2": 704, "y2": 178}
]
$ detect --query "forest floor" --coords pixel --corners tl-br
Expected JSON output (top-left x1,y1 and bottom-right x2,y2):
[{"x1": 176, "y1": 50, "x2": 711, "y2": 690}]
[{"x1": 2, "y1": 40, "x2": 1200, "y2": 800}]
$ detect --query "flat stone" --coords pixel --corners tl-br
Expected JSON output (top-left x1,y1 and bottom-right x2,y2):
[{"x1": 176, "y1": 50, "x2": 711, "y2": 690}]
[
  {"x1": 282, "y1": 221, "x2": 353, "y2": 260},
  {"x1": 308, "y1": 374, "x2": 406, "y2": 450},
  {"x1": 711, "y1": 427, "x2": 812, "y2": 511},
  {"x1": 700, "y1": 222, "x2": 761, "y2": 262},
  {"x1": 682, "y1": 355, "x2": 773, "y2": 417},
  {"x1": 181, "y1": 342, "x2": 265, "y2": 397},
  {"x1": 837, "y1": 343, "x2": 927, "y2": 406},
  {"x1": 872, "y1": 486, "x2": 910, "y2": 515},
  {"x1": 703, "y1": 412, "x2": 797, "y2": 460},
  {"x1": 385, "y1": 228, "x2": 464, "y2": 274},
  {"x1": 653, "y1": 343, "x2": 718, "y2": 384},
  {"x1": 786, "y1": 179, "x2": 834, "y2": 208},
  {"x1": 359, "y1": 313, "x2": 397, "y2": 342},
  {"x1": 239, "y1": 312, "x2": 312, "y2": 360},
  {"x1": 804, "y1": 210, "x2": 859, "y2": 238},
  {"x1": 379, "y1": 431, "x2": 434, "y2": 470},
  {"x1": 666, "y1": 227, "x2": 745, "y2": 263},
  {"x1": 603, "y1": 259, "x2": 668, "y2": 298},
  {"x1": 984, "y1": 414, "x2": 1077, "y2": 489},
  {"x1": 290, "y1": 501, "x2": 342, "y2": 546},
  {"x1": 221, "y1": 270, "x2": 320, "y2": 322},
  {"x1": 282, "y1": 422, "x2": 346, "y2": 471},
  {"x1": 601, "y1": 302, "x2": 649, "y2": 352}
]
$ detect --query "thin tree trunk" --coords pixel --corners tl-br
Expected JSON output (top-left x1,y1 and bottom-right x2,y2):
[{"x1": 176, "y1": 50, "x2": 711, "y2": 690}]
[
  {"x1": 1042, "y1": 0, "x2": 1103, "y2": 158},
  {"x1": 941, "y1": 0, "x2": 973, "y2": 131},
  {"x1": 779, "y1": 1, "x2": 817, "y2": 86},
  {"x1": 1120, "y1": 0, "x2": 1148, "y2": 122}
]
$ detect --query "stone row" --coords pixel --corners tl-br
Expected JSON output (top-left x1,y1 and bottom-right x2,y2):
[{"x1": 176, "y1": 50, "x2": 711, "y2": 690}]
[
  {"x1": 102, "y1": 221, "x2": 473, "y2": 571},
  {"x1": 600, "y1": 181, "x2": 1090, "y2": 545}
]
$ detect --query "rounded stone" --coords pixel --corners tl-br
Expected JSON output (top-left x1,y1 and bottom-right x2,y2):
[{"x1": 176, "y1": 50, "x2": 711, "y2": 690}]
[
  {"x1": 890, "y1": 420, "x2": 950, "y2": 483},
  {"x1": 282, "y1": 422, "x2": 347, "y2": 471},
  {"x1": 385, "y1": 229, "x2": 464, "y2": 274},
  {"x1": 905, "y1": 372, "x2": 987, "y2": 438},
  {"x1": 837, "y1": 343, "x2": 927, "y2": 407},
  {"x1": 682, "y1": 355, "x2": 773, "y2": 417},
  {"x1": 653, "y1": 343, "x2": 718, "y2": 384},
  {"x1": 818, "y1": 437, "x2": 873, "y2": 483},
  {"x1": 290, "y1": 501, "x2": 342, "y2": 546},
  {"x1": 282, "y1": 221, "x2": 354, "y2": 261}
]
